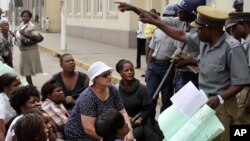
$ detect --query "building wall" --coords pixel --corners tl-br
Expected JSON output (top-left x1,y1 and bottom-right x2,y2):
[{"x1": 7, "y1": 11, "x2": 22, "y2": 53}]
[
  {"x1": 44, "y1": 0, "x2": 61, "y2": 32},
  {"x1": 65, "y1": 0, "x2": 246, "y2": 48},
  {"x1": 244, "y1": 0, "x2": 250, "y2": 12},
  {"x1": 66, "y1": 0, "x2": 165, "y2": 48}
]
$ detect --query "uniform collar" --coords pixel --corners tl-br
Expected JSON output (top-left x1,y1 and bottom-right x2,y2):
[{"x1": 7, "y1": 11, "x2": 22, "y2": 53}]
[{"x1": 209, "y1": 32, "x2": 228, "y2": 49}]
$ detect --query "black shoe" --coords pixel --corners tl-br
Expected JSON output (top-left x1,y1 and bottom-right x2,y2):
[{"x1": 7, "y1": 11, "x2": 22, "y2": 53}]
[{"x1": 141, "y1": 74, "x2": 145, "y2": 77}]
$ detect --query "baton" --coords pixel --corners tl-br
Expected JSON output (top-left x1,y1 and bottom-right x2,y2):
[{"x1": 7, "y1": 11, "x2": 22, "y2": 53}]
[{"x1": 152, "y1": 43, "x2": 186, "y2": 101}]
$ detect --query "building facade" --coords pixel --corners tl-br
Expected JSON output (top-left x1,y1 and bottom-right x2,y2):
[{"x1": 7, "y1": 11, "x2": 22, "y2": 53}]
[
  {"x1": 64, "y1": 0, "x2": 241, "y2": 48},
  {"x1": 65, "y1": 0, "x2": 166, "y2": 48},
  {"x1": 6, "y1": 0, "x2": 249, "y2": 48}
]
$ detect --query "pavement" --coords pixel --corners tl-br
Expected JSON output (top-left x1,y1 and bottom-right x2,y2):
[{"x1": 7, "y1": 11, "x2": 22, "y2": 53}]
[
  {"x1": 12, "y1": 32, "x2": 161, "y2": 118},
  {"x1": 39, "y1": 33, "x2": 148, "y2": 84}
]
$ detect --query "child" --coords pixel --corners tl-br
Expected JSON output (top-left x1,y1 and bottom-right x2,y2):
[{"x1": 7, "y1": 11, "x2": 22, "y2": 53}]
[{"x1": 95, "y1": 109, "x2": 130, "y2": 141}]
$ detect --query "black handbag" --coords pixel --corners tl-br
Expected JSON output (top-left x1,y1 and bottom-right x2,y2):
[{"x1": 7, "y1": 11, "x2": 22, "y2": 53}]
[{"x1": 21, "y1": 34, "x2": 44, "y2": 46}]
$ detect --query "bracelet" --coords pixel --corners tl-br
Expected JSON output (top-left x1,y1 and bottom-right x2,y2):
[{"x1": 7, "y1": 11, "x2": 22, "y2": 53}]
[{"x1": 217, "y1": 95, "x2": 224, "y2": 104}]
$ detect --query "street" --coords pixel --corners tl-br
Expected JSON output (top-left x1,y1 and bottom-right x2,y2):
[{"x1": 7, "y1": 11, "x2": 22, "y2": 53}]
[{"x1": 12, "y1": 34, "x2": 160, "y2": 118}]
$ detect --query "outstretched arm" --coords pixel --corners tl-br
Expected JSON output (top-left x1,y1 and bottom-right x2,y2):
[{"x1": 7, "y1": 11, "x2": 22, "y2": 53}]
[
  {"x1": 139, "y1": 12, "x2": 187, "y2": 43},
  {"x1": 115, "y1": 1, "x2": 159, "y2": 19}
]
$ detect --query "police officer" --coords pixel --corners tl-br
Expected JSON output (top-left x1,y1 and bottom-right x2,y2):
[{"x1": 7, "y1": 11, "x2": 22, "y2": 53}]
[
  {"x1": 233, "y1": 0, "x2": 243, "y2": 12},
  {"x1": 115, "y1": 0, "x2": 206, "y2": 92},
  {"x1": 146, "y1": 3, "x2": 178, "y2": 118},
  {"x1": 226, "y1": 12, "x2": 250, "y2": 125},
  {"x1": 139, "y1": 6, "x2": 250, "y2": 141},
  {"x1": 166, "y1": 0, "x2": 206, "y2": 92}
]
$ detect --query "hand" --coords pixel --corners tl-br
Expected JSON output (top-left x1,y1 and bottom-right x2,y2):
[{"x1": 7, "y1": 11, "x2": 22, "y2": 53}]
[
  {"x1": 176, "y1": 59, "x2": 193, "y2": 68},
  {"x1": 115, "y1": 1, "x2": 134, "y2": 12},
  {"x1": 131, "y1": 120, "x2": 139, "y2": 128},
  {"x1": 65, "y1": 96, "x2": 75, "y2": 105},
  {"x1": 207, "y1": 96, "x2": 220, "y2": 109},
  {"x1": 139, "y1": 12, "x2": 160, "y2": 24}
]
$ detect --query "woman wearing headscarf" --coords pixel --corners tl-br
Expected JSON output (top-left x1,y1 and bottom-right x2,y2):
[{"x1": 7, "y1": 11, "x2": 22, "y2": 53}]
[
  {"x1": 65, "y1": 62, "x2": 134, "y2": 141},
  {"x1": 0, "y1": 20, "x2": 13, "y2": 67}
]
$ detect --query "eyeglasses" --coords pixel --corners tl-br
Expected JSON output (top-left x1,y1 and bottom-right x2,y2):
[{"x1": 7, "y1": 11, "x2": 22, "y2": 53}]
[{"x1": 99, "y1": 71, "x2": 112, "y2": 78}]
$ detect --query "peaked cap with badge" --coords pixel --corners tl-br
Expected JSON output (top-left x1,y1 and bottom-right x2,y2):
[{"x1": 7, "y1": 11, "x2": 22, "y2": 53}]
[
  {"x1": 225, "y1": 12, "x2": 250, "y2": 28},
  {"x1": 190, "y1": 6, "x2": 229, "y2": 28}
]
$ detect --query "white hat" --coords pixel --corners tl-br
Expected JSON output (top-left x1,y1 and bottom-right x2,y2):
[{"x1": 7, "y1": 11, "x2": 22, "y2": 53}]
[{"x1": 87, "y1": 62, "x2": 113, "y2": 86}]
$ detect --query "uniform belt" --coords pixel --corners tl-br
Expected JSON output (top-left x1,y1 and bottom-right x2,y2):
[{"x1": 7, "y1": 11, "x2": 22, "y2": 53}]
[
  {"x1": 178, "y1": 71, "x2": 198, "y2": 80},
  {"x1": 208, "y1": 93, "x2": 217, "y2": 96},
  {"x1": 152, "y1": 58, "x2": 171, "y2": 64}
]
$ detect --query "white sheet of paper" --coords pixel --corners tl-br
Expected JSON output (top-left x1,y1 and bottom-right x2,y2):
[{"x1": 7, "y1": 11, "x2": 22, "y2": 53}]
[{"x1": 171, "y1": 81, "x2": 208, "y2": 117}]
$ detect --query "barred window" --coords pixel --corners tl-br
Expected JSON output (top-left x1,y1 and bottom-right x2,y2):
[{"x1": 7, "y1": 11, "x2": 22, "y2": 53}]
[
  {"x1": 97, "y1": 0, "x2": 103, "y2": 14},
  {"x1": 75, "y1": 0, "x2": 81, "y2": 15},
  {"x1": 108, "y1": 0, "x2": 117, "y2": 15},
  {"x1": 67, "y1": 0, "x2": 73, "y2": 16}
]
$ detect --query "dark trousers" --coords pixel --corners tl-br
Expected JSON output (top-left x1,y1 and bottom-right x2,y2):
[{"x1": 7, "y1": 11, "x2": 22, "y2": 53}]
[
  {"x1": 136, "y1": 38, "x2": 146, "y2": 68},
  {"x1": 175, "y1": 71, "x2": 199, "y2": 92},
  {"x1": 146, "y1": 60, "x2": 175, "y2": 118}
]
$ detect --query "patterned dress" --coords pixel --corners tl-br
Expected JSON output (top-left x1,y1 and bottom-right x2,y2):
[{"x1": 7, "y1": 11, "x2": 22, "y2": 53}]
[{"x1": 65, "y1": 85, "x2": 124, "y2": 141}]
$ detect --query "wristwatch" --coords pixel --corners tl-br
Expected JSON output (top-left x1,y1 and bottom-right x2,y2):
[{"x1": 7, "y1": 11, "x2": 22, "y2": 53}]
[{"x1": 217, "y1": 95, "x2": 224, "y2": 104}]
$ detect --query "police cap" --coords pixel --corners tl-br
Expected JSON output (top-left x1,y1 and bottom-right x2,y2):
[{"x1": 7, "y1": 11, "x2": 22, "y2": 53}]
[
  {"x1": 163, "y1": 3, "x2": 178, "y2": 16},
  {"x1": 225, "y1": 12, "x2": 250, "y2": 28},
  {"x1": 190, "y1": 6, "x2": 228, "y2": 28},
  {"x1": 233, "y1": 0, "x2": 243, "y2": 9}
]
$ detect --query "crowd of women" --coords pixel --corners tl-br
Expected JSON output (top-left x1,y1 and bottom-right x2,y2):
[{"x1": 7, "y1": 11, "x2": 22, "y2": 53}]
[
  {"x1": 0, "y1": 60, "x2": 164, "y2": 141},
  {"x1": 0, "y1": 10, "x2": 163, "y2": 141},
  {"x1": 0, "y1": 5, "x2": 168, "y2": 140}
]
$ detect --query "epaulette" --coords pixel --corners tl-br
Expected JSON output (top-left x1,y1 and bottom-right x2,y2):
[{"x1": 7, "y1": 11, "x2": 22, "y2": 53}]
[{"x1": 225, "y1": 36, "x2": 240, "y2": 48}]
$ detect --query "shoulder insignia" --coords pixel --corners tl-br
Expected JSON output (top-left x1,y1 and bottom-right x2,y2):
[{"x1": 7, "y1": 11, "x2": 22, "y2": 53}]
[{"x1": 225, "y1": 36, "x2": 240, "y2": 48}]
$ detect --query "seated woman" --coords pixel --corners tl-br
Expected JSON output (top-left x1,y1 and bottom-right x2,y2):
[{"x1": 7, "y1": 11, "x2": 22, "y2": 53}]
[
  {"x1": 28, "y1": 108, "x2": 59, "y2": 141},
  {"x1": 6, "y1": 85, "x2": 42, "y2": 141},
  {"x1": 13, "y1": 113, "x2": 48, "y2": 141},
  {"x1": 65, "y1": 62, "x2": 134, "y2": 141},
  {"x1": 115, "y1": 59, "x2": 163, "y2": 141},
  {"x1": 95, "y1": 109, "x2": 130, "y2": 141},
  {"x1": 41, "y1": 78, "x2": 69, "y2": 140},
  {"x1": 0, "y1": 73, "x2": 21, "y2": 141},
  {"x1": 53, "y1": 53, "x2": 89, "y2": 111}
]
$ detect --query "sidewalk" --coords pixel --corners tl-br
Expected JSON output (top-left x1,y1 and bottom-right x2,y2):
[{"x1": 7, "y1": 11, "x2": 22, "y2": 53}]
[{"x1": 39, "y1": 33, "x2": 147, "y2": 84}]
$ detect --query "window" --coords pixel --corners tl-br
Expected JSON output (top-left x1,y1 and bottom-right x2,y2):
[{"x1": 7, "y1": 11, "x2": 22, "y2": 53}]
[
  {"x1": 108, "y1": 0, "x2": 117, "y2": 15},
  {"x1": 67, "y1": 0, "x2": 73, "y2": 16},
  {"x1": 83, "y1": 0, "x2": 91, "y2": 15},
  {"x1": 206, "y1": 0, "x2": 215, "y2": 7},
  {"x1": 97, "y1": 0, "x2": 103, "y2": 14},
  {"x1": 75, "y1": 0, "x2": 81, "y2": 16}
]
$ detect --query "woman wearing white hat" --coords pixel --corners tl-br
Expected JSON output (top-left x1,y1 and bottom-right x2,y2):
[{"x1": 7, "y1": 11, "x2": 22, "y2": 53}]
[{"x1": 65, "y1": 62, "x2": 134, "y2": 141}]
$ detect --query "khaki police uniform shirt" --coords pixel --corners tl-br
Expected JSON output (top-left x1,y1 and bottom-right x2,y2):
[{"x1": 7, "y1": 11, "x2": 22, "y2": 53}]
[
  {"x1": 149, "y1": 28, "x2": 176, "y2": 60},
  {"x1": 186, "y1": 32, "x2": 250, "y2": 94}
]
